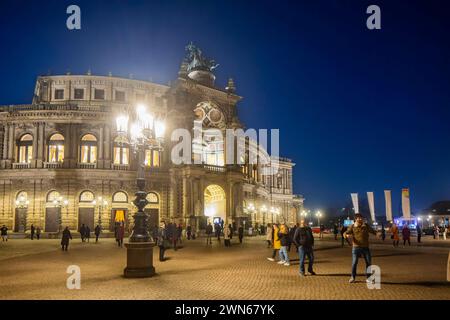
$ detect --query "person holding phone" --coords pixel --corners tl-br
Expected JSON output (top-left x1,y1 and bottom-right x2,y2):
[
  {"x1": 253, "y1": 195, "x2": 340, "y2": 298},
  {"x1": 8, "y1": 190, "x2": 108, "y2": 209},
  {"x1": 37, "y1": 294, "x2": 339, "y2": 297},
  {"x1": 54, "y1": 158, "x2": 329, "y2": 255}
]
[{"x1": 344, "y1": 213, "x2": 378, "y2": 283}]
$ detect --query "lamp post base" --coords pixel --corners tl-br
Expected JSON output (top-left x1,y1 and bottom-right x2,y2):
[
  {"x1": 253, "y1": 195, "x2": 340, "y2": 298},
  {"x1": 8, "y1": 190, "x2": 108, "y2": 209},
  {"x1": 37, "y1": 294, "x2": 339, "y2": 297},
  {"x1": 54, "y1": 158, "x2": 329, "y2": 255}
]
[{"x1": 123, "y1": 241, "x2": 156, "y2": 278}]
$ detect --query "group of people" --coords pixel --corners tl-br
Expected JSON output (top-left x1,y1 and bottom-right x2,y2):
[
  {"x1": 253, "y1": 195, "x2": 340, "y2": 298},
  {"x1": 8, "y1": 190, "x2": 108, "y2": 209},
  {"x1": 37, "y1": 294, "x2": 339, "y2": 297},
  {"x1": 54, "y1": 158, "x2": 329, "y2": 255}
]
[
  {"x1": 152, "y1": 221, "x2": 184, "y2": 261},
  {"x1": 204, "y1": 221, "x2": 245, "y2": 246},
  {"x1": 266, "y1": 213, "x2": 382, "y2": 283},
  {"x1": 29, "y1": 224, "x2": 42, "y2": 240},
  {"x1": 267, "y1": 221, "x2": 315, "y2": 274}
]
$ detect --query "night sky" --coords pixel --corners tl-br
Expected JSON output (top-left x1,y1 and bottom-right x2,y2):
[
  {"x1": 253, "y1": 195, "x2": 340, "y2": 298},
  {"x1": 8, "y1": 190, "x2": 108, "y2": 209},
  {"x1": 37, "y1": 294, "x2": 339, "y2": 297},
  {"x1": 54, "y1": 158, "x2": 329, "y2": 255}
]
[{"x1": 1, "y1": 0, "x2": 449, "y2": 216}]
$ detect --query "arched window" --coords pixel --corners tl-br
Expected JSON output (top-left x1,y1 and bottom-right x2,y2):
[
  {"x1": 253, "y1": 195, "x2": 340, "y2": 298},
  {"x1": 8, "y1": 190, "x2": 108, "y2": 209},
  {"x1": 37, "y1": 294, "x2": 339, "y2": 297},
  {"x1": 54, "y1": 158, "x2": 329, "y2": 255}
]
[
  {"x1": 144, "y1": 149, "x2": 161, "y2": 167},
  {"x1": 17, "y1": 134, "x2": 33, "y2": 163},
  {"x1": 202, "y1": 136, "x2": 224, "y2": 166},
  {"x1": 113, "y1": 136, "x2": 129, "y2": 165},
  {"x1": 48, "y1": 133, "x2": 65, "y2": 162},
  {"x1": 79, "y1": 190, "x2": 95, "y2": 202},
  {"x1": 46, "y1": 190, "x2": 61, "y2": 203},
  {"x1": 146, "y1": 192, "x2": 159, "y2": 204},
  {"x1": 112, "y1": 191, "x2": 128, "y2": 203},
  {"x1": 80, "y1": 134, "x2": 97, "y2": 163}
]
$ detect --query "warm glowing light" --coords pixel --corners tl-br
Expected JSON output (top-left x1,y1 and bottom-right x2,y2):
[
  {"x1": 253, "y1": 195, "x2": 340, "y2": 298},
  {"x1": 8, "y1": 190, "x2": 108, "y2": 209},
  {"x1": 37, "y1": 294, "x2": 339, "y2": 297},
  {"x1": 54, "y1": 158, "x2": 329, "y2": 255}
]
[
  {"x1": 143, "y1": 113, "x2": 154, "y2": 130},
  {"x1": 136, "y1": 104, "x2": 147, "y2": 120},
  {"x1": 130, "y1": 122, "x2": 142, "y2": 141}
]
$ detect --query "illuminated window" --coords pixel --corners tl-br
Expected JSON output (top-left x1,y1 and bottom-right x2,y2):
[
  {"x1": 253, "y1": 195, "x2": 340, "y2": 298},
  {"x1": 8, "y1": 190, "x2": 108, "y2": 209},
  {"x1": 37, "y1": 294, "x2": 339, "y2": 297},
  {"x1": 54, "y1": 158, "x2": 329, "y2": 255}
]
[
  {"x1": 113, "y1": 137, "x2": 130, "y2": 165},
  {"x1": 113, "y1": 191, "x2": 128, "y2": 203},
  {"x1": 144, "y1": 149, "x2": 161, "y2": 167},
  {"x1": 46, "y1": 190, "x2": 61, "y2": 203},
  {"x1": 146, "y1": 192, "x2": 159, "y2": 204},
  {"x1": 48, "y1": 133, "x2": 64, "y2": 162},
  {"x1": 17, "y1": 134, "x2": 33, "y2": 164},
  {"x1": 79, "y1": 190, "x2": 95, "y2": 202},
  {"x1": 80, "y1": 134, "x2": 97, "y2": 163},
  {"x1": 202, "y1": 139, "x2": 224, "y2": 166}
]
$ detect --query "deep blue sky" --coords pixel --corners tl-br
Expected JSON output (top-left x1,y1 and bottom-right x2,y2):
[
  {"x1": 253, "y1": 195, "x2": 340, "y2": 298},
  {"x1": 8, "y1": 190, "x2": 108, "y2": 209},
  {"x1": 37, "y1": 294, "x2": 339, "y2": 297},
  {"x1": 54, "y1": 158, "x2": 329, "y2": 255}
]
[{"x1": 1, "y1": 0, "x2": 449, "y2": 215}]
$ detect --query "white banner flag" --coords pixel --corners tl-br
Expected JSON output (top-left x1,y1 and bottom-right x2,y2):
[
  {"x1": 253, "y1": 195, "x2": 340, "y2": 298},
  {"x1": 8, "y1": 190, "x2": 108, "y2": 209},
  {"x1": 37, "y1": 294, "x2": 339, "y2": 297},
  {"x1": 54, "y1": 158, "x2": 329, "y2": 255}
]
[
  {"x1": 402, "y1": 188, "x2": 411, "y2": 220},
  {"x1": 367, "y1": 192, "x2": 375, "y2": 222},
  {"x1": 351, "y1": 193, "x2": 359, "y2": 214},
  {"x1": 384, "y1": 190, "x2": 392, "y2": 222}
]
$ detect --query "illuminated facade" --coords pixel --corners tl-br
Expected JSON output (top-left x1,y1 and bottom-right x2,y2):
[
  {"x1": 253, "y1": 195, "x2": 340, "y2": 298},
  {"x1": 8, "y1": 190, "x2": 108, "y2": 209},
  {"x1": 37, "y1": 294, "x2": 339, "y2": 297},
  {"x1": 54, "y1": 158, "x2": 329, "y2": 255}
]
[{"x1": 0, "y1": 46, "x2": 303, "y2": 235}]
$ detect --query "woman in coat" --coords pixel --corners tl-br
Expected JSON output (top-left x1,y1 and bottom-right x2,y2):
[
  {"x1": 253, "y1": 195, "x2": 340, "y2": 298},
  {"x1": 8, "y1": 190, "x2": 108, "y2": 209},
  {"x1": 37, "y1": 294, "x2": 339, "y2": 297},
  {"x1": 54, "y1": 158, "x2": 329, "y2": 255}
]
[
  {"x1": 157, "y1": 222, "x2": 167, "y2": 261},
  {"x1": 402, "y1": 224, "x2": 411, "y2": 246},
  {"x1": 266, "y1": 224, "x2": 272, "y2": 248},
  {"x1": 115, "y1": 222, "x2": 125, "y2": 247},
  {"x1": 61, "y1": 227, "x2": 72, "y2": 251},
  {"x1": 390, "y1": 223, "x2": 400, "y2": 247},
  {"x1": 267, "y1": 224, "x2": 281, "y2": 261},
  {"x1": 223, "y1": 224, "x2": 231, "y2": 247},
  {"x1": 278, "y1": 224, "x2": 290, "y2": 266}
]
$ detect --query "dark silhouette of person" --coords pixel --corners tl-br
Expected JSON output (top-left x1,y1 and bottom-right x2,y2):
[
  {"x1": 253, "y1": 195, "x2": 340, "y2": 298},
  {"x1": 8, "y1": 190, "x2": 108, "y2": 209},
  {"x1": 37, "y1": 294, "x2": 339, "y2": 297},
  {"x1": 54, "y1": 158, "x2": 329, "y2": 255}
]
[
  {"x1": 94, "y1": 225, "x2": 101, "y2": 243},
  {"x1": 61, "y1": 227, "x2": 72, "y2": 251},
  {"x1": 79, "y1": 224, "x2": 86, "y2": 242},
  {"x1": 30, "y1": 224, "x2": 35, "y2": 240}
]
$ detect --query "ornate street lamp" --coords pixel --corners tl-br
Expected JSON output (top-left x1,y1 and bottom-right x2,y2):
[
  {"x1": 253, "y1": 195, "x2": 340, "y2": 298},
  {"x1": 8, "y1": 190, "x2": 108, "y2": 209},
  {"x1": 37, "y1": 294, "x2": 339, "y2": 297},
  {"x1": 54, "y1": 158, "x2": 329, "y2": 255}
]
[
  {"x1": 53, "y1": 196, "x2": 68, "y2": 234},
  {"x1": 92, "y1": 196, "x2": 108, "y2": 227},
  {"x1": 116, "y1": 104, "x2": 165, "y2": 278},
  {"x1": 316, "y1": 210, "x2": 322, "y2": 226},
  {"x1": 261, "y1": 205, "x2": 267, "y2": 225}
]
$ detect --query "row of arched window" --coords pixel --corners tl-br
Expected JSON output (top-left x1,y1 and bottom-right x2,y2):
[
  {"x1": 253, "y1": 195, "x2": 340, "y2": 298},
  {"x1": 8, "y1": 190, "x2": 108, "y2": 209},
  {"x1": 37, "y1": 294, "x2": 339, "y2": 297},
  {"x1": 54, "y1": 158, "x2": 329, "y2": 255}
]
[
  {"x1": 15, "y1": 133, "x2": 161, "y2": 167},
  {"x1": 15, "y1": 190, "x2": 159, "y2": 206}
]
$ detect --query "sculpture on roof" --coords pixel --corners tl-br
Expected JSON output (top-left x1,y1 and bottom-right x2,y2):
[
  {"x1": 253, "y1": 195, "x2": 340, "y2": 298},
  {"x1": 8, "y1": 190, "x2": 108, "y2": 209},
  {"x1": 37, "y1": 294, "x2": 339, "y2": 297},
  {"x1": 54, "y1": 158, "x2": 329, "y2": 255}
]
[{"x1": 185, "y1": 42, "x2": 219, "y2": 73}]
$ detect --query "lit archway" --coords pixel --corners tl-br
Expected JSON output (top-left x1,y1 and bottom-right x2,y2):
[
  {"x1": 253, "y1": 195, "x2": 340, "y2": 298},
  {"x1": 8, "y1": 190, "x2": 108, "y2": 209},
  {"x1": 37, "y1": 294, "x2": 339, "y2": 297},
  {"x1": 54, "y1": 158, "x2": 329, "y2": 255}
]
[{"x1": 204, "y1": 185, "x2": 226, "y2": 223}]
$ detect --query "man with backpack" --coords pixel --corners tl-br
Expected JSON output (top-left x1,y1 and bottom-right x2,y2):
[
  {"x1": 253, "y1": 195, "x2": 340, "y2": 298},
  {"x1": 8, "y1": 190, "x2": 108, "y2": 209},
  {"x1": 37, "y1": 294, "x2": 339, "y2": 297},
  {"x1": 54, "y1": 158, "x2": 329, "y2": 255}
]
[{"x1": 293, "y1": 219, "x2": 316, "y2": 277}]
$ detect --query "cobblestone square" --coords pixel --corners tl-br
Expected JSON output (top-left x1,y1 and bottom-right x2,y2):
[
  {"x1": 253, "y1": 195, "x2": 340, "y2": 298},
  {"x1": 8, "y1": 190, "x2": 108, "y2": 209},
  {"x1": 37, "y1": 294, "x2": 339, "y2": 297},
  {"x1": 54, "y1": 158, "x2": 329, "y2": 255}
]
[{"x1": 0, "y1": 235, "x2": 449, "y2": 300}]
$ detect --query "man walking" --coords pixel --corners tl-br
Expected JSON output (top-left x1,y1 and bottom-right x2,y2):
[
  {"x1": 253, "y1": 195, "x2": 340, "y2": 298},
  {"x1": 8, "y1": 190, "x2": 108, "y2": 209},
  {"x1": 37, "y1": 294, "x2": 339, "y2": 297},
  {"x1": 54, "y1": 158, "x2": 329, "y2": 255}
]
[
  {"x1": 333, "y1": 224, "x2": 339, "y2": 240},
  {"x1": 79, "y1": 224, "x2": 86, "y2": 242},
  {"x1": 1, "y1": 225, "x2": 8, "y2": 242},
  {"x1": 85, "y1": 225, "x2": 91, "y2": 242},
  {"x1": 94, "y1": 224, "x2": 101, "y2": 243},
  {"x1": 187, "y1": 225, "x2": 192, "y2": 240},
  {"x1": 416, "y1": 224, "x2": 422, "y2": 243},
  {"x1": 206, "y1": 222, "x2": 213, "y2": 245},
  {"x1": 30, "y1": 224, "x2": 35, "y2": 240},
  {"x1": 61, "y1": 226, "x2": 72, "y2": 251},
  {"x1": 293, "y1": 219, "x2": 315, "y2": 276},
  {"x1": 238, "y1": 224, "x2": 244, "y2": 244},
  {"x1": 344, "y1": 213, "x2": 378, "y2": 283},
  {"x1": 36, "y1": 226, "x2": 41, "y2": 240}
]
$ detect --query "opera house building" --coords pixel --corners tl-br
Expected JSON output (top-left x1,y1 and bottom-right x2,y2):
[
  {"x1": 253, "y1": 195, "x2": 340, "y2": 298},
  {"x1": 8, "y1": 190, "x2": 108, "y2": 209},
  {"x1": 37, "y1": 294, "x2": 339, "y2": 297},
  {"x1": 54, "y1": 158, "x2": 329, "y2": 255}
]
[{"x1": 0, "y1": 45, "x2": 303, "y2": 236}]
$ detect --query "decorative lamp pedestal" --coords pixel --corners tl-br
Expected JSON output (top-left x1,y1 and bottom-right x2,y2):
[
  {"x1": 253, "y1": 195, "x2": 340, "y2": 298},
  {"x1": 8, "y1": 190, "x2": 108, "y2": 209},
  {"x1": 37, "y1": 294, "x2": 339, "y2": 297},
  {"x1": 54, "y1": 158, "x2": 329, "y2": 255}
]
[{"x1": 123, "y1": 241, "x2": 156, "y2": 278}]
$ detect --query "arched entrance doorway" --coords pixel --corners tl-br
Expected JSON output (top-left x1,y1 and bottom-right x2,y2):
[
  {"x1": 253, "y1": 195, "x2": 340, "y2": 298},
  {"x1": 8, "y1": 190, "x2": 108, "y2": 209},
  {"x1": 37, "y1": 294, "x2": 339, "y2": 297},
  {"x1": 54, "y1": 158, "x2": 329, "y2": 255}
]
[{"x1": 204, "y1": 185, "x2": 226, "y2": 229}]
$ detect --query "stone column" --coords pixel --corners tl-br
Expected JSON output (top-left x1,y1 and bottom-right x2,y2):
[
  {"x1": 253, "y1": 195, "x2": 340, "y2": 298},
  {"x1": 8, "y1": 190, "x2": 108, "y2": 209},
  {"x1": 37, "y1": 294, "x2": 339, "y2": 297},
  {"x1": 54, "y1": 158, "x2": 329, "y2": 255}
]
[
  {"x1": 64, "y1": 123, "x2": 71, "y2": 168},
  {"x1": 36, "y1": 122, "x2": 44, "y2": 167},
  {"x1": 71, "y1": 125, "x2": 78, "y2": 167},
  {"x1": 104, "y1": 125, "x2": 111, "y2": 168},
  {"x1": 7, "y1": 124, "x2": 15, "y2": 166},
  {"x1": 2, "y1": 124, "x2": 9, "y2": 166},
  {"x1": 98, "y1": 126, "x2": 104, "y2": 168},
  {"x1": 32, "y1": 123, "x2": 38, "y2": 168}
]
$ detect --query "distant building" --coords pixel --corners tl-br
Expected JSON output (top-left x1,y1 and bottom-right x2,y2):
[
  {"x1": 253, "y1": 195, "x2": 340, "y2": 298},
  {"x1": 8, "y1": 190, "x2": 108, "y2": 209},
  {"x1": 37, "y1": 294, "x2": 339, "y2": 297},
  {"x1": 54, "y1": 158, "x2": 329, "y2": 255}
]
[{"x1": 425, "y1": 201, "x2": 450, "y2": 226}]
